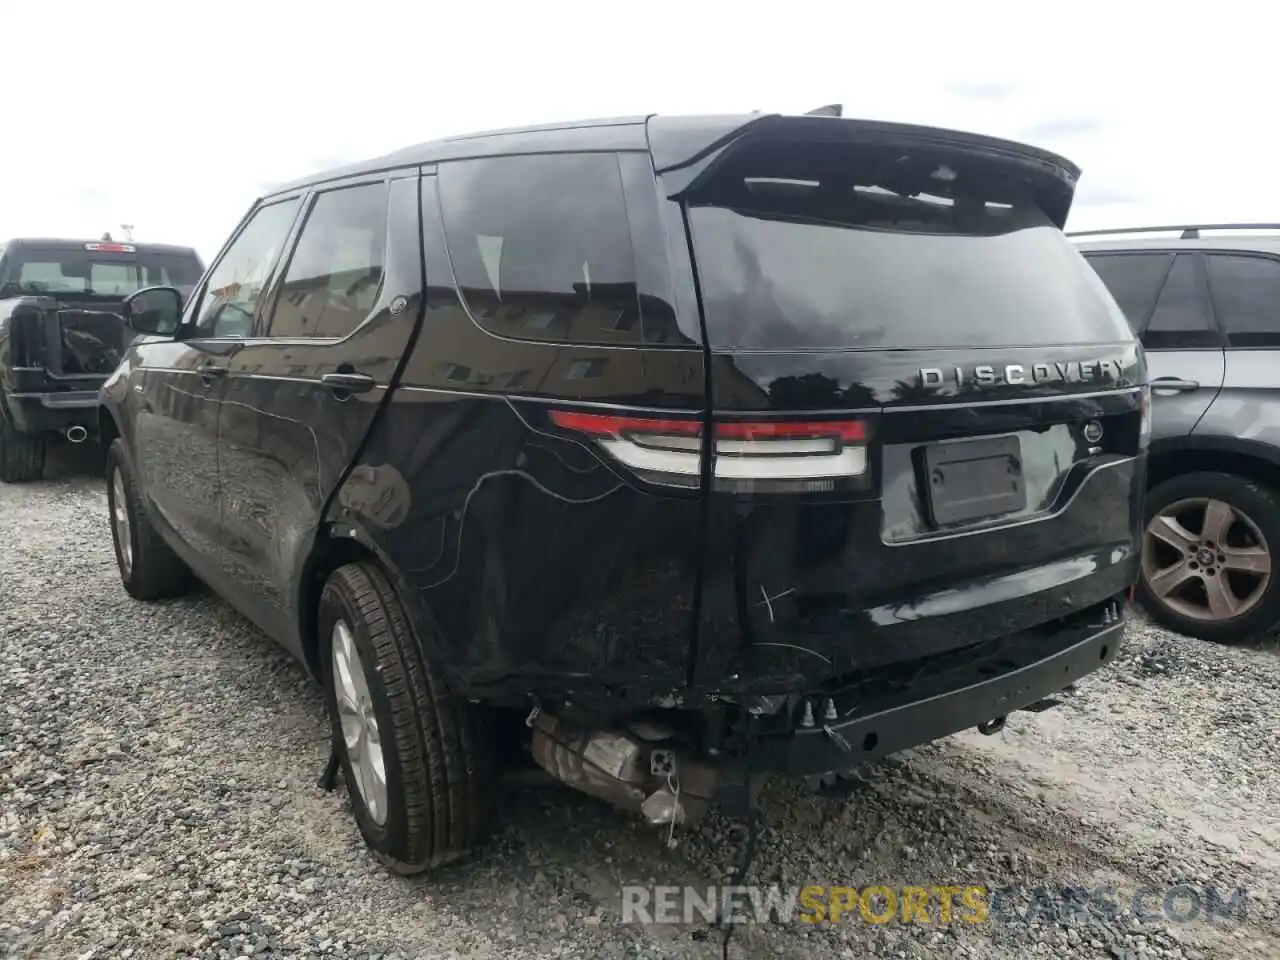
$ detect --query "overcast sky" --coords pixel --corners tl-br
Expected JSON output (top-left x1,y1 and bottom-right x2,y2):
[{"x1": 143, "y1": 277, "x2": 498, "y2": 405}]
[{"x1": 4, "y1": 1, "x2": 1273, "y2": 262}]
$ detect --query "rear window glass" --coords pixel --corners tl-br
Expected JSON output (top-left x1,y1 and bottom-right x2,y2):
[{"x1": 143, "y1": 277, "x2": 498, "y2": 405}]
[
  {"x1": 3, "y1": 246, "x2": 204, "y2": 298},
  {"x1": 684, "y1": 140, "x2": 1131, "y2": 350},
  {"x1": 437, "y1": 153, "x2": 682, "y2": 346}
]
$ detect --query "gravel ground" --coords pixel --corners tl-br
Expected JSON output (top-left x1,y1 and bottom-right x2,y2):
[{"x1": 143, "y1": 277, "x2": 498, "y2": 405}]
[{"x1": 2, "y1": 446, "x2": 1279, "y2": 960}]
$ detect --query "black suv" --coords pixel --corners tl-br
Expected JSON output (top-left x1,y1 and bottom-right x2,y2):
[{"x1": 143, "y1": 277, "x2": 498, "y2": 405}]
[
  {"x1": 0, "y1": 237, "x2": 204, "y2": 481},
  {"x1": 1073, "y1": 224, "x2": 1280, "y2": 643},
  {"x1": 99, "y1": 109, "x2": 1147, "y2": 871}
]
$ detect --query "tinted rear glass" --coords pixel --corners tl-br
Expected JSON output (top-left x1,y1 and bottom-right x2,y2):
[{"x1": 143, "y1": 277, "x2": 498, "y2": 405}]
[
  {"x1": 437, "y1": 153, "x2": 684, "y2": 346},
  {"x1": 2, "y1": 246, "x2": 204, "y2": 299},
  {"x1": 684, "y1": 140, "x2": 1130, "y2": 350}
]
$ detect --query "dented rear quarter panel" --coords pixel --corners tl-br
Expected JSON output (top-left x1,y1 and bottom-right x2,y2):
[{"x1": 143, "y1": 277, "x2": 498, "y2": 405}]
[{"x1": 323, "y1": 171, "x2": 708, "y2": 716}]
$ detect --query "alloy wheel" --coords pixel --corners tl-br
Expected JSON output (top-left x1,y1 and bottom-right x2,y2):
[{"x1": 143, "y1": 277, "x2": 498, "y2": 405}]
[
  {"x1": 111, "y1": 467, "x2": 133, "y2": 578},
  {"x1": 1142, "y1": 496, "x2": 1272, "y2": 622},
  {"x1": 331, "y1": 620, "x2": 388, "y2": 825}
]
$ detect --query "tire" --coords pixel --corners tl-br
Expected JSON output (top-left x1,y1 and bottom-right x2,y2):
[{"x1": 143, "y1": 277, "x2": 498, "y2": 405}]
[
  {"x1": 319, "y1": 561, "x2": 495, "y2": 873},
  {"x1": 0, "y1": 414, "x2": 46, "y2": 483},
  {"x1": 105, "y1": 438, "x2": 194, "y2": 600},
  {"x1": 1138, "y1": 471, "x2": 1280, "y2": 644}
]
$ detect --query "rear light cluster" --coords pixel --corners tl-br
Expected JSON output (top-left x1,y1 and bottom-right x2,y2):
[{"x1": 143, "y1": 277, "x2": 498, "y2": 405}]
[{"x1": 549, "y1": 410, "x2": 868, "y2": 493}]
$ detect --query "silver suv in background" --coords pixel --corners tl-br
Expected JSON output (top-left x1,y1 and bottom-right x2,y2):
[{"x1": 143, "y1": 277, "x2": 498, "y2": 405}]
[{"x1": 1073, "y1": 224, "x2": 1280, "y2": 644}]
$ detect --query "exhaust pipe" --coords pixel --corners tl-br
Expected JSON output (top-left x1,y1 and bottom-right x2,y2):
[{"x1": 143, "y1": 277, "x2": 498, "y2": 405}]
[
  {"x1": 65, "y1": 425, "x2": 88, "y2": 444},
  {"x1": 528, "y1": 712, "x2": 719, "y2": 827}
]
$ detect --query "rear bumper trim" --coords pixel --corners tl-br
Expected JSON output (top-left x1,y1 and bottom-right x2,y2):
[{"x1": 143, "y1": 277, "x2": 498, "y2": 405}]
[
  {"x1": 8, "y1": 390, "x2": 100, "y2": 409},
  {"x1": 757, "y1": 611, "x2": 1125, "y2": 778},
  {"x1": 3, "y1": 391, "x2": 100, "y2": 434}
]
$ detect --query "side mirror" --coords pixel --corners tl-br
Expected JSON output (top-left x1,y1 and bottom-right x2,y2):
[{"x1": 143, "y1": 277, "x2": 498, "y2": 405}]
[{"x1": 123, "y1": 286, "x2": 183, "y2": 336}]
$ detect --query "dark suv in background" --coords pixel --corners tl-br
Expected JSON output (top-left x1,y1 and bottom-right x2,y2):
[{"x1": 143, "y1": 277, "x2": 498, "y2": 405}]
[
  {"x1": 1073, "y1": 224, "x2": 1280, "y2": 643},
  {"x1": 0, "y1": 237, "x2": 204, "y2": 481},
  {"x1": 100, "y1": 108, "x2": 1146, "y2": 872}
]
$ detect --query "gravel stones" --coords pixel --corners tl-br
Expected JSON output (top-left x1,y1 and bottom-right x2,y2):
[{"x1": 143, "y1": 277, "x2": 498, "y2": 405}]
[{"x1": 2, "y1": 451, "x2": 1278, "y2": 958}]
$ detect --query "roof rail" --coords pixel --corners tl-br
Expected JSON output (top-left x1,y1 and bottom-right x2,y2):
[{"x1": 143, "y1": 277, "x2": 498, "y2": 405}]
[{"x1": 1068, "y1": 223, "x2": 1280, "y2": 240}]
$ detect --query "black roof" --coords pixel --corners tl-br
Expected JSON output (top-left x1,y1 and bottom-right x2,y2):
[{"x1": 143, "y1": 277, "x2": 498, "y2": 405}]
[
  {"x1": 263, "y1": 111, "x2": 1081, "y2": 202},
  {"x1": 265, "y1": 114, "x2": 654, "y2": 196},
  {"x1": 3, "y1": 237, "x2": 201, "y2": 256}
]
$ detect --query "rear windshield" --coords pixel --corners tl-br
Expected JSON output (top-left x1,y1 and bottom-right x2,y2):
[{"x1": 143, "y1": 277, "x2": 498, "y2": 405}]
[
  {"x1": 1, "y1": 246, "x2": 204, "y2": 299},
  {"x1": 684, "y1": 140, "x2": 1130, "y2": 350}
]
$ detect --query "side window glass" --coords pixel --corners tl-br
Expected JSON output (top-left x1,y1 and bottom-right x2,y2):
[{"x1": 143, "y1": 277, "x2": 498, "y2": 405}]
[
  {"x1": 193, "y1": 199, "x2": 300, "y2": 338},
  {"x1": 437, "y1": 153, "x2": 675, "y2": 345},
  {"x1": 1143, "y1": 255, "x2": 1219, "y2": 350},
  {"x1": 1083, "y1": 253, "x2": 1171, "y2": 333},
  {"x1": 267, "y1": 183, "x2": 388, "y2": 339},
  {"x1": 1206, "y1": 254, "x2": 1280, "y2": 348}
]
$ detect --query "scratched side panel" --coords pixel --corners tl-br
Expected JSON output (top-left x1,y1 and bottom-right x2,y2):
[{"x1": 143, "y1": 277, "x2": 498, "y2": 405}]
[
  {"x1": 326, "y1": 173, "x2": 708, "y2": 714},
  {"x1": 216, "y1": 175, "x2": 424, "y2": 655},
  {"x1": 340, "y1": 386, "x2": 703, "y2": 710}
]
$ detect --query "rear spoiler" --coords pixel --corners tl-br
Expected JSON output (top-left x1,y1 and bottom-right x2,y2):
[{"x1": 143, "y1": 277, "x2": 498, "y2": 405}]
[{"x1": 646, "y1": 112, "x2": 1081, "y2": 228}]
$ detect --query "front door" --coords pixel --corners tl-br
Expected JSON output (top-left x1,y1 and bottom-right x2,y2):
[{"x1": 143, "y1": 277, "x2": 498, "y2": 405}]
[
  {"x1": 216, "y1": 174, "x2": 423, "y2": 654},
  {"x1": 132, "y1": 198, "x2": 303, "y2": 579}
]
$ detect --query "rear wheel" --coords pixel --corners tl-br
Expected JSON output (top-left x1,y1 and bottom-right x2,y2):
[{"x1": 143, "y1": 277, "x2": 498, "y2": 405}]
[
  {"x1": 319, "y1": 562, "x2": 495, "y2": 872},
  {"x1": 0, "y1": 414, "x2": 46, "y2": 483},
  {"x1": 1138, "y1": 471, "x2": 1280, "y2": 644},
  {"x1": 105, "y1": 438, "x2": 194, "y2": 600}
]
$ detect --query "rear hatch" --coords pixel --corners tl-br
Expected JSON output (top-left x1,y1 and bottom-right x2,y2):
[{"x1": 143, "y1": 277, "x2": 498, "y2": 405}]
[
  {"x1": 651, "y1": 115, "x2": 1147, "y2": 692},
  {"x1": 0, "y1": 241, "x2": 203, "y2": 377}
]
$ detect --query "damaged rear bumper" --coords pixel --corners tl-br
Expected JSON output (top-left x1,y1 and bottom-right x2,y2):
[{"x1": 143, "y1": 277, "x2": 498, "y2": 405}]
[
  {"x1": 747, "y1": 596, "x2": 1126, "y2": 780},
  {"x1": 522, "y1": 597, "x2": 1127, "y2": 827}
]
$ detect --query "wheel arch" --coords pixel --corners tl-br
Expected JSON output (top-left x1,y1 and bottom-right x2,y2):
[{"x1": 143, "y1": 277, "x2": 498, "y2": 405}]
[
  {"x1": 1147, "y1": 435, "x2": 1280, "y2": 496},
  {"x1": 296, "y1": 526, "x2": 380, "y2": 679},
  {"x1": 98, "y1": 404, "x2": 121, "y2": 450},
  {"x1": 295, "y1": 522, "x2": 460, "y2": 691}
]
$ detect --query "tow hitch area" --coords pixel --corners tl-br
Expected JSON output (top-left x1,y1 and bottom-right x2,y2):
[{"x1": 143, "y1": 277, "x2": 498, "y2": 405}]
[
  {"x1": 977, "y1": 689, "x2": 1070, "y2": 734},
  {"x1": 1020, "y1": 696, "x2": 1064, "y2": 713},
  {"x1": 529, "y1": 711, "x2": 721, "y2": 830},
  {"x1": 976, "y1": 687, "x2": 1073, "y2": 735},
  {"x1": 976, "y1": 716, "x2": 1007, "y2": 736}
]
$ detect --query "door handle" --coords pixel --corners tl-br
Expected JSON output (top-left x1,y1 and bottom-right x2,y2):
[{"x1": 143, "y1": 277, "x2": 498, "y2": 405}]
[
  {"x1": 322, "y1": 371, "x2": 376, "y2": 396},
  {"x1": 199, "y1": 363, "x2": 228, "y2": 385},
  {"x1": 1151, "y1": 377, "x2": 1200, "y2": 394}
]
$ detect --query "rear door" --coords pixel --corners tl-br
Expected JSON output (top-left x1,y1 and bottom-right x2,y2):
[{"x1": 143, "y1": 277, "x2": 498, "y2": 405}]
[
  {"x1": 1199, "y1": 251, "x2": 1280, "y2": 439},
  {"x1": 215, "y1": 173, "x2": 421, "y2": 654},
  {"x1": 662, "y1": 120, "x2": 1145, "y2": 691},
  {"x1": 1086, "y1": 251, "x2": 1225, "y2": 439}
]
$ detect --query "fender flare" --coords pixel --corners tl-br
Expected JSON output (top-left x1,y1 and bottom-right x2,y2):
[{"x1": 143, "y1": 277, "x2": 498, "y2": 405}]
[
  {"x1": 1149, "y1": 434, "x2": 1280, "y2": 471},
  {"x1": 296, "y1": 519, "x2": 466, "y2": 693}
]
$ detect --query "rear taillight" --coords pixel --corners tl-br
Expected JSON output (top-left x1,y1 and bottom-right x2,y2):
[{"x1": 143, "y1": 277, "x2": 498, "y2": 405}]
[
  {"x1": 548, "y1": 410, "x2": 869, "y2": 492},
  {"x1": 85, "y1": 241, "x2": 136, "y2": 253}
]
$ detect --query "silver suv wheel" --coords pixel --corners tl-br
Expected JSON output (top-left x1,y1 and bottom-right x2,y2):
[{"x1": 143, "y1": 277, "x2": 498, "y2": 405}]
[
  {"x1": 111, "y1": 466, "x2": 133, "y2": 578},
  {"x1": 1142, "y1": 495, "x2": 1272, "y2": 622},
  {"x1": 331, "y1": 619, "x2": 388, "y2": 825}
]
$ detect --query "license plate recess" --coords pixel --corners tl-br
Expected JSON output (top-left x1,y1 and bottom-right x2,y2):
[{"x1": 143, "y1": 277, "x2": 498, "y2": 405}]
[{"x1": 921, "y1": 434, "x2": 1026, "y2": 527}]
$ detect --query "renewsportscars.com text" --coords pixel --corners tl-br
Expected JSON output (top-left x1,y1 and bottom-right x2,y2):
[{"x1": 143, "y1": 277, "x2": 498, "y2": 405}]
[{"x1": 621, "y1": 883, "x2": 1249, "y2": 926}]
